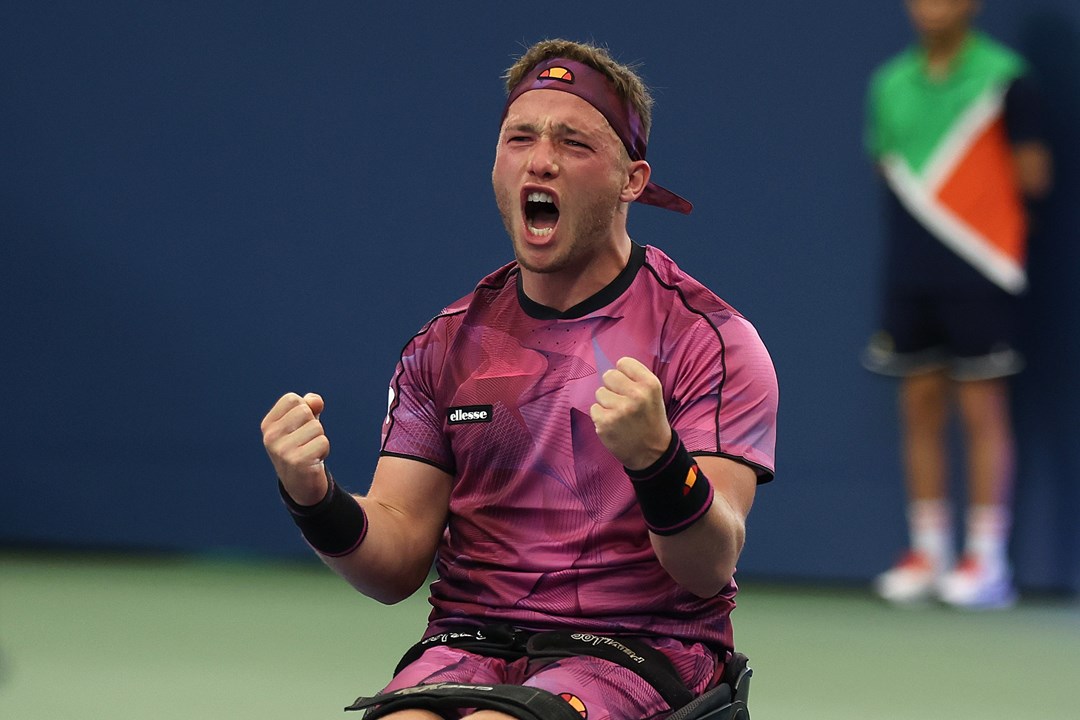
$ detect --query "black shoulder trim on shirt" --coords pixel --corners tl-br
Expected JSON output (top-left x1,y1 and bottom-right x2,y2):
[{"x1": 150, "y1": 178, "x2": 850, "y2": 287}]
[
  {"x1": 690, "y1": 451, "x2": 775, "y2": 485},
  {"x1": 639, "y1": 255, "x2": 730, "y2": 458},
  {"x1": 380, "y1": 308, "x2": 468, "y2": 456},
  {"x1": 516, "y1": 243, "x2": 646, "y2": 320},
  {"x1": 377, "y1": 451, "x2": 456, "y2": 476}
]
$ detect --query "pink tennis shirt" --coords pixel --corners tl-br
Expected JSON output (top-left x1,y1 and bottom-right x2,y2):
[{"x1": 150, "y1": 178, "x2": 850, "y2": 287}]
[{"x1": 380, "y1": 243, "x2": 778, "y2": 653}]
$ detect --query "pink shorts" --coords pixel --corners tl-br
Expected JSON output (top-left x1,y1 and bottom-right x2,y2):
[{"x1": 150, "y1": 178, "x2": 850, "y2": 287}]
[{"x1": 381, "y1": 636, "x2": 720, "y2": 720}]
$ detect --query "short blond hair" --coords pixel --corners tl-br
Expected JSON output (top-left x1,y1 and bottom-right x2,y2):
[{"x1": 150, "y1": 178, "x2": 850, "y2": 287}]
[{"x1": 503, "y1": 39, "x2": 654, "y2": 140}]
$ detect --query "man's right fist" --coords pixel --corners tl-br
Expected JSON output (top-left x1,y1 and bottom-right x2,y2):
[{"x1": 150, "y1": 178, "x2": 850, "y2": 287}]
[{"x1": 261, "y1": 392, "x2": 330, "y2": 505}]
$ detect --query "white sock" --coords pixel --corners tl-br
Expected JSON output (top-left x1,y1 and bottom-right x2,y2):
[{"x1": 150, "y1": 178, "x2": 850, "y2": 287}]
[
  {"x1": 908, "y1": 498, "x2": 953, "y2": 570},
  {"x1": 965, "y1": 504, "x2": 1011, "y2": 571}
]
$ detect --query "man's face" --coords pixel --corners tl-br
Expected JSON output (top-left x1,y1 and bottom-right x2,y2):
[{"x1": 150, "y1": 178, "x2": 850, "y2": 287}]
[
  {"x1": 492, "y1": 89, "x2": 634, "y2": 276},
  {"x1": 905, "y1": 0, "x2": 979, "y2": 40}
]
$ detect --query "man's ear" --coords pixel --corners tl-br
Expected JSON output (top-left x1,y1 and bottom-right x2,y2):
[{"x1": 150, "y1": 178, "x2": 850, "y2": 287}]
[{"x1": 620, "y1": 160, "x2": 652, "y2": 203}]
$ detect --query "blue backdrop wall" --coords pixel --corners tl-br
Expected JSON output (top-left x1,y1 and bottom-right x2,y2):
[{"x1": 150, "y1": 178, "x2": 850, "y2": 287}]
[{"x1": 3, "y1": 1, "x2": 1078, "y2": 591}]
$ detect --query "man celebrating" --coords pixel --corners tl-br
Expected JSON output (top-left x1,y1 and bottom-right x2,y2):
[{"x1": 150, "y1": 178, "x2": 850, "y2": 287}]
[{"x1": 262, "y1": 39, "x2": 778, "y2": 720}]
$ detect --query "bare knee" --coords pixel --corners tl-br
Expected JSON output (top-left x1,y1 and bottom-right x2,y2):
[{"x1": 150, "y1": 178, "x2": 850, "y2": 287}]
[
  {"x1": 956, "y1": 378, "x2": 1011, "y2": 436},
  {"x1": 900, "y1": 372, "x2": 950, "y2": 433}
]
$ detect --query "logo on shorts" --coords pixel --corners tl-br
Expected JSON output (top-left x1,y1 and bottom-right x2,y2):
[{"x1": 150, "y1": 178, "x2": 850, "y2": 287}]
[
  {"x1": 447, "y1": 405, "x2": 493, "y2": 425},
  {"x1": 559, "y1": 693, "x2": 588, "y2": 719}
]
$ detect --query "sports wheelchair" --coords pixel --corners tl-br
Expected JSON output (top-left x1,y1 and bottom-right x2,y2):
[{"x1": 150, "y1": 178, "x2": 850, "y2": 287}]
[{"x1": 346, "y1": 651, "x2": 753, "y2": 720}]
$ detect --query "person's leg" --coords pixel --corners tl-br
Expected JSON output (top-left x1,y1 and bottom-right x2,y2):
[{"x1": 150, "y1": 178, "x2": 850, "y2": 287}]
[
  {"x1": 369, "y1": 645, "x2": 509, "y2": 719},
  {"x1": 523, "y1": 639, "x2": 717, "y2": 720},
  {"x1": 901, "y1": 369, "x2": 957, "y2": 569},
  {"x1": 367, "y1": 645, "x2": 584, "y2": 720},
  {"x1": 934, "y1": 287, "x2": 1022, "y2": 609},
  {"x1": 866, "y1": 286, "x2": 958, "y2": 603},
  {"x1": 900, "y1": 370, "x2": 952, "y2": 504},
  {"x1": 956, "y1": 377, "x2": 1015, "y2": 507},
  {"x1": 875, "y1": 370, "x2": 956, "y2": 603},
  {"x1": 938, "y1": 377, "x2": 1017, "y2": 608}
]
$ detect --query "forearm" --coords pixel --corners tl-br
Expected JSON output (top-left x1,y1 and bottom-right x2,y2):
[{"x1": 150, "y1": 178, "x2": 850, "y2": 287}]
[
  {"x1": 651, "y1": 496, "x2": 746, "y2": 598},
  {"x1": 279, "y1": 462, "x2": 447, "y2": 605},
  {"x1": 320, "y1": 496, "x2": 437, "y2": 604},
  {"x1": 1014, "y1": 141, "x2": 1052, "y2": 199},
  {"x1": 265, "y1": 394, "x2": 449, "y2": 603},
  {"x1": 625, "y1": 443, "x2": 756, "y2": 598}
]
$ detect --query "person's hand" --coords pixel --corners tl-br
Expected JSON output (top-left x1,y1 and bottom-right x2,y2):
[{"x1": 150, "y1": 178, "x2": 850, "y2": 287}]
[
  {"x1": 261, "y1": 392, "x2": 330, "y2": 505},
  {"x1": 590, "y1": 357, "x2": 672, "y2": 470}
]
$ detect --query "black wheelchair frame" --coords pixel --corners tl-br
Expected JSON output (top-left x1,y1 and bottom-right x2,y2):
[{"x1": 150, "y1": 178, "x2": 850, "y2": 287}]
[{"x1": 666, "y1": 651, "x2": 752, "y2": 720}]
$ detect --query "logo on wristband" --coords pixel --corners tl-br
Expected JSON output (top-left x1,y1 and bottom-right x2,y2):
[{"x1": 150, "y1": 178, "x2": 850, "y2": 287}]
[
  {"x1": 683, "y1": 464, "x2": 699, "y2": 496},
  {"x1": 447, "y1": 405, "x2": 494, "y2": 425}
]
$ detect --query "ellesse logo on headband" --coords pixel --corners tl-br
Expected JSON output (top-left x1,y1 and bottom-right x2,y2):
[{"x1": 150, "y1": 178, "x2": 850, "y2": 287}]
[
  {"x1": 447, "y1": 405, "x2": 494, "y2": 425},
  {"x1": 538, "y1": 66, "x2": 575, "y2": 84}
]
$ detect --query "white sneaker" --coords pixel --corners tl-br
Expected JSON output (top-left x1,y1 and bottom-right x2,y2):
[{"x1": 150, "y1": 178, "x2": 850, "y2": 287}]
[
  {"x1": 874, "y1": 551, "x2": 942, "y2": 604},
  {"x1": 938, "y1": 556, "x2": 1017, "y2": 609}
]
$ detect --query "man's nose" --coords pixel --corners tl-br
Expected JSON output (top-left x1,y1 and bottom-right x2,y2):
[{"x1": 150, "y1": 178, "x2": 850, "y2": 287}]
[{"x1": 527, "y1": 138, "x2": 559, "y2": 179}]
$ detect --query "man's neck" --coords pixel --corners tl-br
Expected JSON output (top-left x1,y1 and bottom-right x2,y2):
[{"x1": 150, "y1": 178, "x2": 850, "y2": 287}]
[
  {"x1": 922, "y1": 29, "x2": 970, "y2": 80},
  {"x1": 520, "y1": 236, "x2": 632, "y2": 313}
]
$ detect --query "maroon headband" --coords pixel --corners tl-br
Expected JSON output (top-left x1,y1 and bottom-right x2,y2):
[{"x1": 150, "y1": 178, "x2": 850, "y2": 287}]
[{"x1": 502, "y1": 57, "x2": 693, "y2": 215}]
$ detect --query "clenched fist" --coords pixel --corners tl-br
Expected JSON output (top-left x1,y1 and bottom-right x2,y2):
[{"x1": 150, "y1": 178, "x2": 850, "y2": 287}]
[
  {"x1": 261, "y1": 392, "x2": 330, "y2": 505},
  {"x1": 590, "y1": 357, "x2": 672, "y2": 470}
]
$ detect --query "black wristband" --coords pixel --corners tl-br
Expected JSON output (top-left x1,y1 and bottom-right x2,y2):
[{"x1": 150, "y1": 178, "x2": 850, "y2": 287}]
[
  {"x1": 625, "y1": 431, "x2": 714, "y2": 536},
  {"x1": 279, "y1": 473, "x2": 368, "y2": 557}
]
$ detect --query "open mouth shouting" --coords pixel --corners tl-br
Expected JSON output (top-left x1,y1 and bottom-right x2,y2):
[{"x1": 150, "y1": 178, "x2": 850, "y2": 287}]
[{"x1": 524, "y1": 190, "x2": 559, "y2": 239}]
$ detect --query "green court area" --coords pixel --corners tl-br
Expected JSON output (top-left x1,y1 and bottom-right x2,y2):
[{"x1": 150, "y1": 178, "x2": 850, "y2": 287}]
[{"x1": 1, "y1": 551, "x2": 1077, "y2": 719}]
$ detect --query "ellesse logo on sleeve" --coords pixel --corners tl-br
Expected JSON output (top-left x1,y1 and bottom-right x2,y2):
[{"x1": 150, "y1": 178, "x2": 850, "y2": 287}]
[{"x1": 447, "y1": 405, "x2": 494, "y2": 425}]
